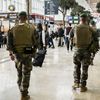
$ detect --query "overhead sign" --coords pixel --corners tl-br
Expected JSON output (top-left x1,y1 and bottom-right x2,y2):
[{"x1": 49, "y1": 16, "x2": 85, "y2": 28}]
[
  {"x1": 44, "y1": 0, "x2": 59, "y2": 15},
  {"x1": 6, "y1": 13, "x2": 18, "y2": 20},
  {"x1": 9, "y1": 14, "x2": 18, "y2": 19},
  {"x1": 0, "y1": 14, "x2": 8, "y2": 18},
  {"x1": 67, "y1": 16, "x2": 79, "y2": 24}
]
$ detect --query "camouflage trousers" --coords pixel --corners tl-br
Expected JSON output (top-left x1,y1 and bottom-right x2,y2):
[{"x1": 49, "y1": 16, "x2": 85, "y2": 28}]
[
  {"x1": 73, "y1": 48, "x2": 91, "y2": 87},
  {"x1": 15, "y1": 53, "x2": 32, "y2": 96}
]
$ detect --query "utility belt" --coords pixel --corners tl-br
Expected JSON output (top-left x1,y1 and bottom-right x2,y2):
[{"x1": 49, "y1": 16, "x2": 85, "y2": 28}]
[
  {"x1": 13, "y1": 46, "x2": 35, "y2": 54},
  {"x1": 23, "y1": 47, "x2": 34, "y2": 54},
  {"x1": 75, "y1": 44, "x2": 89, "y2": 49}
]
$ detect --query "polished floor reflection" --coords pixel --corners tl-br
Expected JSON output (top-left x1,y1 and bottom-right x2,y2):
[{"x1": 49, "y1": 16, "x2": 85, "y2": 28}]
[{"x1": 0, "y1": 44, "x2": 100, "y2": 100}]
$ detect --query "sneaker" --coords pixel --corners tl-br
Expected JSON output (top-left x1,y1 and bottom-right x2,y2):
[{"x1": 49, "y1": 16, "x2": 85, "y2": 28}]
[
  {"x1": 72, "y1": 83, "x2": 80, "y2": 90},
  {"x1": 80, "y1": 86, "x2": 87, "y2": 92},
  {"x1": 21, "y1": 95, "x2": 30, "y2": 100}
]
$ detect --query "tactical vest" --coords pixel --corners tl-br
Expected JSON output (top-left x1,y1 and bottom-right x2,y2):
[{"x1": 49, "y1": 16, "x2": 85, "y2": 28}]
[
  {"x1": 12, "y1": 23, "x2": 34, "y2": 52},
  {"x1": 75, "y1": 24, "x2": 92, "y2": 48}
]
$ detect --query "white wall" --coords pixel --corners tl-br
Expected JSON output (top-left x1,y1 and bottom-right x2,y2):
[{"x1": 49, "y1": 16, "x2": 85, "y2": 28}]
[
  {"x1": 32, "y1": 0, "x2": 44, "y2": 15},
  {"x1": 0, "y1": 0, "x2": 26, "y2": 13}
]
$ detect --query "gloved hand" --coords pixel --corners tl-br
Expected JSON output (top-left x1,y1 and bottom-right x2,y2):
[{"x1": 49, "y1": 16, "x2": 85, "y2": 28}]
[
  {"x1": 9, "y1": 54, "x2": 15, "y2": 61},
  {"x1": 43, "y1": 45, "x2": 46, "y2": 50}
]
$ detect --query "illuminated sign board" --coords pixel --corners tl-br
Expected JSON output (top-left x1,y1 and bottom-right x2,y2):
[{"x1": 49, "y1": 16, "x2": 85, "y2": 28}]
[{"x1": 67, "y1": 16, "x2": 79, "y2": 24}]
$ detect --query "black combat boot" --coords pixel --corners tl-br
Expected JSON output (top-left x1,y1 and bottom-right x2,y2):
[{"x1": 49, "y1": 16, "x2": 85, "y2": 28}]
[
  {"x1": 80, "y1": 86, "x2": 87, "y2": 92},
  {"x1": 72, "y1": 83, "x2": 80, "y2": 90}
]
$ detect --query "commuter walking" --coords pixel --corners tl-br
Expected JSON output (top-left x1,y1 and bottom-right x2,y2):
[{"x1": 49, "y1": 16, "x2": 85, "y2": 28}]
[
  {"x1": 72, "y1": 13, "x2": 95, "y2": 92},
  {"x1": 36, "y1": 23, "x2": 43, "y2": 50},
  {"x1": 65, "y1": 23, "x2": 72, "y2": 51},
  {"x1": 48, "y1": 30, "x2": 55, "y2": 48},
  {"x1": 3, "y1": 35, "x2": 7, "y2": 47},
  {"x1": 58, "y1": 24, "x2": 64, "y2": 47},
  {"x1": 0, "y1": 31, "x2": 3, "y2": 48},
  {"x1": 32, "y1": 23, "x2": 47, "y2": 67},
  {"x1": 42, "y1": 24, "x2": 49, "y2": 50},
  {"x1": 7, "y1": 11, "x2": 38, "y2": 100}
]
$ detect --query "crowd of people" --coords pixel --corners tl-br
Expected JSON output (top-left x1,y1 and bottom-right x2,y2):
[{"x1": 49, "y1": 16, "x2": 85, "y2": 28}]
[{"x1": 0, "y1": 11, "x2": 99, "y2": 100}]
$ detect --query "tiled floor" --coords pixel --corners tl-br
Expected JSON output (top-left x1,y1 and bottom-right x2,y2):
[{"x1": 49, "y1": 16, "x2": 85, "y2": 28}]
[{"x1": 0, "y1": 44, "x2": 100, "y2": 100}]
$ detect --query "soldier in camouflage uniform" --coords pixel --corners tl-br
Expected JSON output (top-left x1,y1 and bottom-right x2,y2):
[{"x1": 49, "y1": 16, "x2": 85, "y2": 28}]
[
  {"x1": 7, "y1": 11, "x2": 38, "y2": 100},
  {"x1": 71, "y1": 14, "x2": 94, "y2": 92},
  {"x1": 89, "y1": 20, "x2": 99, "y2": 65}
]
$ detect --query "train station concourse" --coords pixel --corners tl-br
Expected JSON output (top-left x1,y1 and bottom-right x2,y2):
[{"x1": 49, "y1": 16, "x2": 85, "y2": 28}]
[{"x1": 0, "y1": 42, "x2": 100, "y2": 100}]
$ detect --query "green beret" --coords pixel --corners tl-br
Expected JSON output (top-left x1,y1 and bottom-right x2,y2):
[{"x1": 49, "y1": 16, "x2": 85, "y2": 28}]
[
  {"x1": 80, "y1": 13, "x2": 87, "y2": 18},
  {"x1": 19, "y1": 11, "x2": 27, "y2": 16}
]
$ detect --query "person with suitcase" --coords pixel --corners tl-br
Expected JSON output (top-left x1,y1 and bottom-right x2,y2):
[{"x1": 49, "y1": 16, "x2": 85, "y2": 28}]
[{"x1": 33, "y1": 24, "x2": 48, "y2": 67}]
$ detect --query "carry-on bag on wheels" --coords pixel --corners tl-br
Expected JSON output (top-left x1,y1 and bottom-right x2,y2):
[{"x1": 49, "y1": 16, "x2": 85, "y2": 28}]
[{"x1": 32, "y1": 49, "x2": 46, "y2": 67}]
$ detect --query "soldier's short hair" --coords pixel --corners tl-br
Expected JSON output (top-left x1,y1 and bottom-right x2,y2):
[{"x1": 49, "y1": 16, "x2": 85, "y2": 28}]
[
  {"x1": 19, "y1": 11, "x2": 27, "y2": 17},
  {"x1": 80, "y1": 13, "x2": 88, "y2": 18}
]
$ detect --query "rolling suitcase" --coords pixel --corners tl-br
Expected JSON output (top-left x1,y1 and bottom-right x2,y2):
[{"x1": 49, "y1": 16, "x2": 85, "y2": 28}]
[{"x1": 32, "y1": 49, "x2": 46, "y2": 67}]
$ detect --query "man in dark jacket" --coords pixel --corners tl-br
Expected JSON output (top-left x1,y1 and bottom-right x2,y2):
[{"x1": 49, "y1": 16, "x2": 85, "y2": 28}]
[{"x1": 58, "y1": 24, "x2": 64, "y2": 47}]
